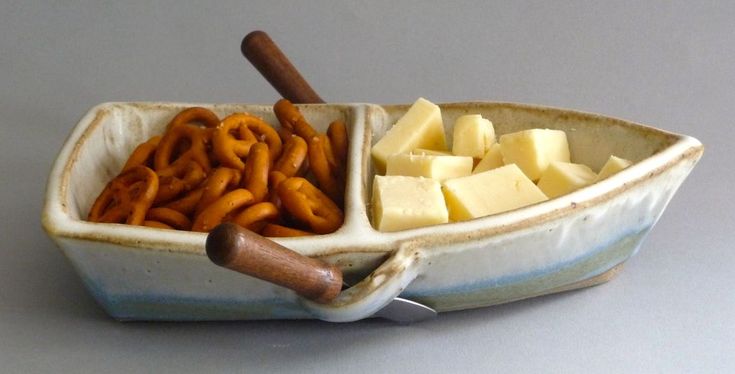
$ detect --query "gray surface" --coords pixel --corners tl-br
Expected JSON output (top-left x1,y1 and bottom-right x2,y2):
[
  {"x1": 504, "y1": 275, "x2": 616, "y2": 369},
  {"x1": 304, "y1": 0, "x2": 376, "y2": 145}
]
[{"x1": 1, "y1": 1, "x2": 732, "y2": 373}]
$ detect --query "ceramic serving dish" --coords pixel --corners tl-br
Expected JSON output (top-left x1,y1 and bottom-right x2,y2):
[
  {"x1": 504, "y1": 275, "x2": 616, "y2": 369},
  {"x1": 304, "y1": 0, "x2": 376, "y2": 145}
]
[{"x1": 42, "y1": 101, "x2": 702, "y2": 322}]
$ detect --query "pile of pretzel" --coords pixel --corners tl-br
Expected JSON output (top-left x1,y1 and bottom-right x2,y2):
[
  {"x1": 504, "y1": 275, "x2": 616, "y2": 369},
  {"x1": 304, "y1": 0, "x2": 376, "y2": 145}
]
[{"x1": 87, "y1": 99, "x2": 347, "y2": 236}]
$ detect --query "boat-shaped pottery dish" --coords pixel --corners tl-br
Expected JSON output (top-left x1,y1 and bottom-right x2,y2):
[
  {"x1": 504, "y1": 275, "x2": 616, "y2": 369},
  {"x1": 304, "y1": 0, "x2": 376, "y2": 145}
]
[{"x1": 42, "y1": 101, "x2": 703, "y2": 322}]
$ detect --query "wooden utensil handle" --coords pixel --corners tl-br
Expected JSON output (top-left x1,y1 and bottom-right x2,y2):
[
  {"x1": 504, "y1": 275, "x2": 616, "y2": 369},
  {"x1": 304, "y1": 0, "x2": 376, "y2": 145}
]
[
  {"x1": 206, "y1": 222, "x2": 342, "y2": 303},
  {"x1": 241, "y1": 30, "x2": 325, "y2": 104}
]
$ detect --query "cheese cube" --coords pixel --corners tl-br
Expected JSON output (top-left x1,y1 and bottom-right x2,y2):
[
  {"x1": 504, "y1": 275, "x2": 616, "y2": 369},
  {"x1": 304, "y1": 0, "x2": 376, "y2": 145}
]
[
  {"x1": 441, "y1": 164, "x2": 548, "y2": 221},
  {"x1": 372, "y1": 175, "x2": 448, "y2": 232},
  {"x1": 411, "y1": 148, "x2": 453, "y2": 156},
  {"x1": 499, "y1": 129, "x2": 570, "y2": 181},
  {"x1": 386, "y1": 153, "x2": 473, "y2": 182},
  {"x1": 371, "y1": 98, "x2": 447, "y2": 174},
  {"x1": 452, "y1": 114, "x2": 495, "y2": 158},
  {"x1": 537, "y1": 161, "x2": 597, "y2": 198},
  {"x1": 473, "y1": 143, "x2": 504, "y2": 174},
  {"x1": 595, "y1": 155, "x2": 633, "y2": 182}
]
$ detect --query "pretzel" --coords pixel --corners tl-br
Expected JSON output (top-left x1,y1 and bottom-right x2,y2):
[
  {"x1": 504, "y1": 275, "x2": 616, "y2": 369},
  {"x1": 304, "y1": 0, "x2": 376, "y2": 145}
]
[
  {"x1": 163, "y1": 186, "x2": 204, "y2": 216},
  {"x1": 145, "y1": 207, "x2": 192, "y2": 231},
  {"x1": 268, "y1": 170, "x2": 288, "y2": 190},
  {"x1": 277, "y1": 127, "x2": 295, "y2": 143},
  {"x1": 274, "y1": 99, "x2": 318, "y2": 139},
  {"x1": 307, "y1": 135, "x2": 344, "y2": 205},
  {"x1": 154, "y1": 122, "x2": 212, "y2": 175},
  {"x1": 231, "y1": 202, "x2": 279, "y2": 232},
  {"x1": 242, "y1": 142, "x2": 270, "y2": 202},
  {"x1": 154, "y1": 160, "x2": 206, "y2": 205},
  {"x1": 122, "y1": 136, "x2": 161, "y2": 172},
  {"x1": 327, "y1": 119, "x2": 348, "y2": 167},
  {"x1": 194, "y1": 167, "x2": 242, "y2": 217},
  {"x1": 88, "y1": 165, "x2": 159, "y2": 225},
  {"x1": 211, "y1": 114, "x2": 258, "y2": 169},
  {"x1": 261, "y1": 223, "x2": 314, "y2": 237},
  {"x1": 213, "y1": 113, "x2": 282, "y2": 169},
  {"x1": 273, "y1": 135, "x2": 308, "y2": 178},
  {"x1": 143, "y1": 220, "x2": 174, "y2": 230},
  {"x1": 165, "y1": 107, "x2": 220, "y2": 131},
  {"x1": 245, "y1": 116, "x2": 282, "y2": 161},
  {"x1": 266, "y1": 170, "x2": 288, "y2": 209},
  {"x1": 277, "y1": 177, "x2": 343, "y2": 234},
  {"x1": 191, "y1": 189, "x2": 255, "y2": 232},
  {"x1": 89, "y1": 105, "x2": 349, "y2": 237}
]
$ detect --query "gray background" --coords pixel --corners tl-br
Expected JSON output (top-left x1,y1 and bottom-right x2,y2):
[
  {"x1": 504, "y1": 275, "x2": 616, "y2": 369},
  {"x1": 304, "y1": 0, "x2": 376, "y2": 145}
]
[{"x1": 1, "y1": 1, "x2": 732, "y2": 373}]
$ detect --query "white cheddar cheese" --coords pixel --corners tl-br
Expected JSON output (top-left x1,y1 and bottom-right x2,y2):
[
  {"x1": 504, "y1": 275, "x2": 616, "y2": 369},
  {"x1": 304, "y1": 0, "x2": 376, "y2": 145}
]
[
  {"x1": 371, "y1": 98, "x2": 447, "y2": 174},
  {"x1": 372, "y1": 175, "x2": 448, "y2": 232},
  {"x1": 386, "y1": 153, "x2": 473, "y2": 182},
  {"x1": 452, "y1": 114, "x2": 495, "y2": 158},
  {"x1": 473, "y1": 143, "x2": 504, "y2": 174},
  {"x1": 537, "y1": 161, "x2": 597, "y2": 198},
  {"x1": 441, "y1": 164, "x2": 548, "y2": 221},
  {"x1": 411, "y1": 148, "x2": 453, "y2": 156},
  {"x1": 499, "y1": 129, "x2": 570, "y2": 181},
  {"x1": 595, "y1": 155, "x2": 633, "y2": 182}
]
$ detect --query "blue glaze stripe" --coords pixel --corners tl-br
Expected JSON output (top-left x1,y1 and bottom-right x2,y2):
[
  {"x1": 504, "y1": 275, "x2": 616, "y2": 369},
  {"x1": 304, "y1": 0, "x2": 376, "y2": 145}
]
[{"x1": 405, "y1": 225, "x2": 652, "y2": 298}]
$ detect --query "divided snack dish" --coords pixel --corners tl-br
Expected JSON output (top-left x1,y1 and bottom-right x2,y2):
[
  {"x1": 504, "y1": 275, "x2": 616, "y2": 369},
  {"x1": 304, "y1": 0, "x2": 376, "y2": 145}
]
[{"x1": 42, "y1": 101, "x2": 703, "y2": 322}]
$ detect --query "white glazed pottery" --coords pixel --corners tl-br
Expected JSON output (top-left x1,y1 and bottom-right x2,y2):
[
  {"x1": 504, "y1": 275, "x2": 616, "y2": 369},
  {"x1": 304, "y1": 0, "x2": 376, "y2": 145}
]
[{"x1": 42, "y1": 101, "x2": 703, "y2": 322}]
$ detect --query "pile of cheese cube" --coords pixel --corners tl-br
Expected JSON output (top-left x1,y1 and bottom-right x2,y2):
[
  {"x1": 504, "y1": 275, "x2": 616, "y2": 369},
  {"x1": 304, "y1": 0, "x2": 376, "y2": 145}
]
[{"x1": 370, "y1": 98, "x2": 632, "y2": 232}]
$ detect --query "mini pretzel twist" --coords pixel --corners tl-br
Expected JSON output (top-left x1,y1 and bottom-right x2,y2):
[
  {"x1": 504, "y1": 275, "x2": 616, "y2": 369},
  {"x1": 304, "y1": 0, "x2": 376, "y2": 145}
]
[
  {"x1": 244, "y1": 116, "x2": 282, "y2": 161},
  {"x1": 89, "y1": 104, "x2": 349, "y2": 237},
  {"x1": 231, "y1": 202, "x2": 279, "y2": 233},
  {"x1": 88, "y1": 165, "x2": 159, "y2": 225},
  {"x1": 194, "y1": 167, "x2": 242, "y2": 217},
  {"x1": 261, "y1": 223, "x2": 314, "y2": 237},
  {"x1": 165, "y1": 107, "x2": 221, "y2": 131},
  {"x1": 277, "y1": 127, "x2": 295, "y2": 143},
  {"x1": 154, "y1": 122, "x2": 212, "y2": 174},
  {"x1": 212, "y1": 114, "x2": 258, "y2": 169},
  {"x1": 122, "y1": 135, "x2": 161, "y2": 172},
  {"x1": 273, "y1": 135, "x2": 308, "y2": 178},
  {"x1": 143, "y1": 220, "x2": 174, "y2": 230},
  {"x1": 268, "y1": 170, "x2": 288, "y2": 189},
  {"x1": 307, "y1": 135, "x2": 344, "y2": 205},
  {"x1": 277, "y1": 177, "x2": 343, "y2": 234},
  {"x1": 163, "y1": 186, "x2": 204, "y2": 216},
  {"x1": 213, "y1": 113, "x2": 282, "y2": 169},
  {"x1": 156, "y1": 107, "x2": 219, "y2": 178},
  {"x1": 191, "y1": 189, "x2": 255, "y2": 232},
  {"x1": 242, "y1": 142, "x2": 271, "y2": 203},
  {"x1": 266, "y1": 170, "x2": 288, "y2": 210},
  {"x1": 145, "y1": 207, "x2": 192, "y2": 231},
  {"x1": 274, "y1": 99, "x2": 318, "y2": 139},
  {"x1": 154, "y1": 160, "x2": 206, "y2": 205},
  {"x1": 327, "y1": 119, "x2": 348, "y2": 168}
]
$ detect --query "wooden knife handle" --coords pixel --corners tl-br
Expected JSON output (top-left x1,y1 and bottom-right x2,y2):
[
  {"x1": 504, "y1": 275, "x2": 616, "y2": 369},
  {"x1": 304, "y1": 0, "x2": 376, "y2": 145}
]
[
  {"x1": 241, "y1": 30, "x2": 325, "y2": 104},
  {"x1": 206, "y1": 222, "x2": 342, "y2": 303}
]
